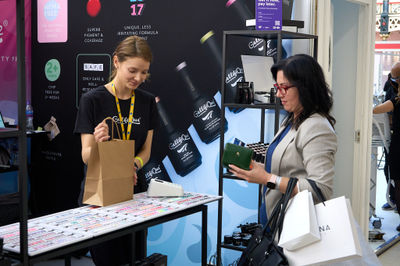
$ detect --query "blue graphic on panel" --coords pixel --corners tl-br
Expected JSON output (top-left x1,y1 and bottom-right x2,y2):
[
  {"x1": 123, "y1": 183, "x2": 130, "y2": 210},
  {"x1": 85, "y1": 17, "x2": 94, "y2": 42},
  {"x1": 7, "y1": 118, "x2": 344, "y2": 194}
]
[
  {"x1": 187, "y1": 224, "x2": 212, "y2": 263},
  {"x1": 148, "y1": 218, "x2": 186, "y2": 263}
]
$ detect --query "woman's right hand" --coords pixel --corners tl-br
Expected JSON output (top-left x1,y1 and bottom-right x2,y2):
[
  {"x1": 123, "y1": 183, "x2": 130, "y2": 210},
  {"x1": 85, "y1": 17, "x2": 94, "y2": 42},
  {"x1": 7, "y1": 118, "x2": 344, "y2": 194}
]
[
  {"x1": 229, "y1": 161, "x2": 270, "y2": 185},
  {"x1": 93, "y1": 121, "x2": 110, "y2": 142}
]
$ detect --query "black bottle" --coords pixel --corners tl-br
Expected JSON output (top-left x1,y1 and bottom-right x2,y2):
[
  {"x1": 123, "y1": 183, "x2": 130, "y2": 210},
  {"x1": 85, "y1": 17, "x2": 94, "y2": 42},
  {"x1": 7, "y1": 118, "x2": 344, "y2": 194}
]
[
  {"x1": 137, "y1": 157, "x2": 171, "y2": 185},
  {"x1": 176, "y1": 61, "x2": 228, "y2": 144},
  {"x1": 200, "y1": 30, "x2": 245, "y2": 111},
  {"x1": 156, "y1": 100, "x2": 202, "y2": 177}
]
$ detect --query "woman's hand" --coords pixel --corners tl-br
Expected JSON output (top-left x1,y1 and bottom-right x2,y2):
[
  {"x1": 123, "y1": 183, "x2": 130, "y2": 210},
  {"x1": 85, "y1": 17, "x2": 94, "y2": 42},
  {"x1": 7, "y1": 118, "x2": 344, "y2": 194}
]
[
  {"x1": 228, "y1": 161, "x2": 270, "y2": 184},
  {"x1": 93, "y1": 121, "x2": 110, "y2": 142},
  {"x1": 133, "y1": 170, "x2": 138, "y2": 186}
]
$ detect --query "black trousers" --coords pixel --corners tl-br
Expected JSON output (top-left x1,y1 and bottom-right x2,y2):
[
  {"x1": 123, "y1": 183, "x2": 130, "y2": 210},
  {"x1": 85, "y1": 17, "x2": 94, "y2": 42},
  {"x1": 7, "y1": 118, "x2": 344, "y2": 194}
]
[
  {"x1": 89, "y1": 230, "x2": 147, "y2": 266},
  {"x1": 78, "y1": 168, "x2": 148, "y2": 266}
]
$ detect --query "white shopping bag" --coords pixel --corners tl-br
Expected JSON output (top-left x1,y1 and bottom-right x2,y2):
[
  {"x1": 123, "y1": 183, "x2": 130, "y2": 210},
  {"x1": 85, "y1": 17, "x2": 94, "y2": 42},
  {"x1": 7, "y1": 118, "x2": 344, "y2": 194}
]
[
  {"x1": 284, "y1": 196, "x2": 362, "y2": 266},
  {"x1": 278, "y1": 190, "x2": 320, "y2": 251}
]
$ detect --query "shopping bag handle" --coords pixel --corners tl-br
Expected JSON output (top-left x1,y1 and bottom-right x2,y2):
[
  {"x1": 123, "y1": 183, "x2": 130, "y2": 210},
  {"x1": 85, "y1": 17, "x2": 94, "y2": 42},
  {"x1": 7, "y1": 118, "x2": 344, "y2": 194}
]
[
  {"x1": 307, "y1": 179, "x2": 326, "y2": 205},
  {"x1": 264, "y1": 177, "x2": 298, "y2": 240},
  {"x1": 103, "y1": 117, "x2": 122, "y2": 140}
]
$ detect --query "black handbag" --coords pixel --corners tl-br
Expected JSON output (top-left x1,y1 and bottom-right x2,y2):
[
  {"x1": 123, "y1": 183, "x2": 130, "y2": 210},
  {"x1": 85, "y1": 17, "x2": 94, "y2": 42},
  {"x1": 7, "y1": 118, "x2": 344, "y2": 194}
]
[{"x1": 238, "y1": 177, "x2": 298, "y2": 266}]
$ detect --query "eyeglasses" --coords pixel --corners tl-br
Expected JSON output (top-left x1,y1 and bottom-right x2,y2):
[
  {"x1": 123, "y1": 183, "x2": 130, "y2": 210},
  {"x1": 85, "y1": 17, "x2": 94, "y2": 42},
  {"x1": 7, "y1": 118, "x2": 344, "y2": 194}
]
[{"x1": 273, "y1": 83, "x2": 295, "y2": 96}]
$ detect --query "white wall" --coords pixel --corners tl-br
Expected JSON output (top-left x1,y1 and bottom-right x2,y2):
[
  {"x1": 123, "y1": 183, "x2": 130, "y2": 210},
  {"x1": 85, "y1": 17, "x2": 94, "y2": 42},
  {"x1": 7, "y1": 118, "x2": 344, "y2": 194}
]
[
  {"x1": 331, "y1": 0, "x2": 359, "y2": 199},
  {"x1": 291, "y1": 0, "x2": 313, "y2": 55}
]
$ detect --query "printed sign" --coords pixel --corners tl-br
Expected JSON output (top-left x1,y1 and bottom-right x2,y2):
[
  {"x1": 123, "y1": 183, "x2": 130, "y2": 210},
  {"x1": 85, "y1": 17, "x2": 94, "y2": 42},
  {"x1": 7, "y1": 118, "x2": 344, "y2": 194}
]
[
  {"x1": 255, "y1": 0, "x2": 282, "y2": 30},
  {"x1": 76, "y1": 53, "x2": 111, "y2": 108},
  {"x1": 38, "y1": 0, "x2": 68, "y2": 43}
]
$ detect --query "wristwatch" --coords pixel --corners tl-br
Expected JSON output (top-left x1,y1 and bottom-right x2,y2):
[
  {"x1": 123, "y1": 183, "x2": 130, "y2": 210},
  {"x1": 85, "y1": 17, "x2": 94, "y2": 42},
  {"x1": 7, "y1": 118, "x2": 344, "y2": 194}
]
[{"x1": 266, "y1": 174, "x2": 281, "y2": 190}]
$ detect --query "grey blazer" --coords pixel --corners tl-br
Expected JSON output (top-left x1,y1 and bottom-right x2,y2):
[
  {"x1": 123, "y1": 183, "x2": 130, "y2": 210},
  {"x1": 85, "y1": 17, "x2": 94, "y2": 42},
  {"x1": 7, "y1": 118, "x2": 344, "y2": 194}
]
[{"x1": 264, "y1": 113, "x2": 337, "y2": 218}]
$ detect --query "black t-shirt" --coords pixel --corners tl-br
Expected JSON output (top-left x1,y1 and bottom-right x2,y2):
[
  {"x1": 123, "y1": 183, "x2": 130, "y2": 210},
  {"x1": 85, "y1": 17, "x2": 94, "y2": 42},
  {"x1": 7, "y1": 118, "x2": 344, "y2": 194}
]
[
  {"x1": 390, "y1": 96, "x2": 400, "y2": 137},
  {"x1": 74, "y1": 86, "x2": 158, "y2": 154}
]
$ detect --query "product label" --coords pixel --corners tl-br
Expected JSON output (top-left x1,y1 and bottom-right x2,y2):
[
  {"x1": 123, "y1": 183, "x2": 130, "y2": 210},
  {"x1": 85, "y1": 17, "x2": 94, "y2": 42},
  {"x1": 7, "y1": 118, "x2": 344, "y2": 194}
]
[
  {"x1": 193, "y1": 100, "x2": 216, "y2": 118},
  {"x1": 144, "y1": 165, "x2": 162, "y2": 181},
  {"x1": 248, "y1": 38, "x2": 265, "y2": 54},
  {"x1": 169, "y1": 134, "x2": 190, "y2": 151},
  {"x1": 225, "y1": 67, "x2": 244, "y2": 87},
  {"x1": 169, "y1": 134, "x2": 195, "y2": 163},
  {"x1": 193, "y1": 99, "x2": 221, "y2": 134}
]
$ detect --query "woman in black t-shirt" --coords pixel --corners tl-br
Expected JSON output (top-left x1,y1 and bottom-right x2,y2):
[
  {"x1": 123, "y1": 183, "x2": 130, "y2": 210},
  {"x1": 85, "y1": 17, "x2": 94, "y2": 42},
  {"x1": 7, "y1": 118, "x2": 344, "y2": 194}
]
[{"x1": 74, "y1": 36, "x2": 158, "y2": 266}]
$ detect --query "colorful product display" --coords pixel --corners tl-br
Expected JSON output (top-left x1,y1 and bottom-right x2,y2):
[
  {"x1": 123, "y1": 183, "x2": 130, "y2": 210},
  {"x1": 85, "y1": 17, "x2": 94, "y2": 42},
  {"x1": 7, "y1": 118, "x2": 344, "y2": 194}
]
[{"x1": 0, "y1": 192, "x2": 220, "y2": 256}]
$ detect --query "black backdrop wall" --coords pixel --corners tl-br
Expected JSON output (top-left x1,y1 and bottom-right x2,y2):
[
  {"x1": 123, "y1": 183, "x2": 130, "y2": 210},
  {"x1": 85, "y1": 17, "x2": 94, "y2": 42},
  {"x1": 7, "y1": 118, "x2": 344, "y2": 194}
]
[{"x1": 31, "y1": 0, "x2": 256, "y2": 214}]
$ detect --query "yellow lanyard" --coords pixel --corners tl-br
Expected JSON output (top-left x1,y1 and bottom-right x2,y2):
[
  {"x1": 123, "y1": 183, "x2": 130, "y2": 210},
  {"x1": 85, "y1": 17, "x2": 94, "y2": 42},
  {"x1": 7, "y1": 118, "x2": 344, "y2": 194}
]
[{"x1": 111, "y1": 82, "x2": 135, "y2": 140}]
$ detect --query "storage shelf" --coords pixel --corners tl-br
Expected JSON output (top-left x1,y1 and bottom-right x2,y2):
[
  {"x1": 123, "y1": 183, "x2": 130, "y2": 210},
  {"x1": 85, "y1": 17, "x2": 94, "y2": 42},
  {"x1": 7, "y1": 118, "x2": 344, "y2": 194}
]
[
  {"x1": 0, "y1": 165, "x2": 19, "y2": 173},
  {"x1": 223, "y1": 30, "x2": 317, "y2": 40},
  {"x1": 221, "y1": 243, "x2": 246, "y2": 252},
  {"x1": 222, "y1": 173, "x2": 243, "y2": 181},
  {"x1": 0, "y1": 128, "x2": 21, "y2": 139},
  {"x1": 216, "y1": 29, "x2": 318, "y2": 266},
  {"x1": 223, "y1": 103, "x2": 281, "y2": 110}
]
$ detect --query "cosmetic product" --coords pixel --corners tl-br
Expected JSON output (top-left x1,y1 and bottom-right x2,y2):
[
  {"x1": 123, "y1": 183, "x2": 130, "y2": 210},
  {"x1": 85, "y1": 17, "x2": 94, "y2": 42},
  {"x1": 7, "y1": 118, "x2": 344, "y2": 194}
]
[
  {"x1": 157, "y1": 101, "x2": 202, "y2": 177},
  {"x1": 176, "y1": 62, "x2": 227, "y2": 144}
]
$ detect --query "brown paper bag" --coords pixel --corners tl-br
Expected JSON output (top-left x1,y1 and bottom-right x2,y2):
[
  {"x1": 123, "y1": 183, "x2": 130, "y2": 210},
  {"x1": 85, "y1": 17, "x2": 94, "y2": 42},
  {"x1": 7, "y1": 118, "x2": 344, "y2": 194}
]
[{"x1": 83, "y1": 118, "x2": 135, "y2": 206}]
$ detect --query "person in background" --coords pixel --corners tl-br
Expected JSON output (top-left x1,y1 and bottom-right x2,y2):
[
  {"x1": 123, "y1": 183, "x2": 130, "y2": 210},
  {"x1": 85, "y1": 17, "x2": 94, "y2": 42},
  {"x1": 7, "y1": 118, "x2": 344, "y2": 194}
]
[
  {"x1": 74, "y1": 35, "x2": 159, "y2": 265},
  {"x1": 374, "y1": 69, "x2": 400, "y2": 231},
  {"x1": 229, "y1": 54, "x2": 337, "y2": 225},
  {"x1": 380, "y1": 63, "x2": 400, "y2": 211}
]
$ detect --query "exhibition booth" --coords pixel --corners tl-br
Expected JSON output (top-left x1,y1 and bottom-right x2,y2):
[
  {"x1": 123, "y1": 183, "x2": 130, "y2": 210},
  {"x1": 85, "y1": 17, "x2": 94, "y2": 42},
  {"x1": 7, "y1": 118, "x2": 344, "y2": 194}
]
[{"x1": 0, "y1": 0, "x2": 377, "y2": 265}]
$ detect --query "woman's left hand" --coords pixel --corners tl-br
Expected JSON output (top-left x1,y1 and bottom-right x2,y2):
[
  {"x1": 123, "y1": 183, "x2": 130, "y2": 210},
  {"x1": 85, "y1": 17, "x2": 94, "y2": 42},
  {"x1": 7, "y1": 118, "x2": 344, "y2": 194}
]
[{"x1": 228, "y1": 161, "x2": 269, "y2": 184}]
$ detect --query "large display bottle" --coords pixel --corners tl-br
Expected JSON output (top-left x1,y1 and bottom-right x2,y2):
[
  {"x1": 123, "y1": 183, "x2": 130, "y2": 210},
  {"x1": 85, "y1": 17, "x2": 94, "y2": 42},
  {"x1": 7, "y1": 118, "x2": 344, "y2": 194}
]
[
  {"x1": 200, "y1": 30, "x2": 244, "y2": 111},
  {"x1": 176, "y1": 61, "x2": 227, "y2": 144},
  {"x1": 157, "y1": 100, "x2": 202, "y2": 177},
  {"x1": 137, "y1": 157, "x2": 171, "y2": 185}
]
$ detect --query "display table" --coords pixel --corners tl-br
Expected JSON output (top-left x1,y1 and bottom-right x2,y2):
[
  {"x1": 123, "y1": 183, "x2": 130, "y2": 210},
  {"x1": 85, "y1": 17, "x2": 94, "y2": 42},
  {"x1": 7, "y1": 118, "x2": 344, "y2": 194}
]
[{"x1": 0, "y1": 192, "x2": 221, "y2": 265}]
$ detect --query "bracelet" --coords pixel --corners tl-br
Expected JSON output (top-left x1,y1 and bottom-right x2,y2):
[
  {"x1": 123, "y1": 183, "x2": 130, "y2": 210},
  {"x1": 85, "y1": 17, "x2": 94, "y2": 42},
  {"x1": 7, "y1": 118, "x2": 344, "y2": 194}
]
[
  {"x1": 275, "y1": 176, "x2": 282, "y2": 190},
  {"x1": 135, "y1": 156, "x2": 144, "y2": 168}
]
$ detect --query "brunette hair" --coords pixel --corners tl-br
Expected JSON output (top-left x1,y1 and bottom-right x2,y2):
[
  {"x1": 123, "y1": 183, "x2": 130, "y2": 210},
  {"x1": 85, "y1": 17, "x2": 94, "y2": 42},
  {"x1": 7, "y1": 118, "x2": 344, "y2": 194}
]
[
  {"x1": 271, "y1": 54, "x2": 336, "y2": 129},
  {"x1": 109, "y1": 35, "x2": 153, "y2": 81}
]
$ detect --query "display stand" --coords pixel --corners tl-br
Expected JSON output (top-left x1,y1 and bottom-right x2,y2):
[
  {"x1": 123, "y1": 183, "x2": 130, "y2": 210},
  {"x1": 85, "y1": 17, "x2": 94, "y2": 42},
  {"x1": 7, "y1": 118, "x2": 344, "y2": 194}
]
[
  {"x1": 216, "y1": 30, "x2": 318, "y2": 265},
  {"x1": 0, "y1": 192, "x2": 221, "y2": 265},
  {"x1": 0, "y1": 0, "x2": 30, "y2": 265}
]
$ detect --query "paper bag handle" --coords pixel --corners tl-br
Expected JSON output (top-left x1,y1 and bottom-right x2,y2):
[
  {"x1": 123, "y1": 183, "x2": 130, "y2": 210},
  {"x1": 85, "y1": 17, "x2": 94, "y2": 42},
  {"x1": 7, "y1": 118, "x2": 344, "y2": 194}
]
[
  {"x1": 307, "y1": 179, "x2": 326, "y2": 205},
  {"x1": 103, "y1": 117, "x2": 122, "y2": 140}
]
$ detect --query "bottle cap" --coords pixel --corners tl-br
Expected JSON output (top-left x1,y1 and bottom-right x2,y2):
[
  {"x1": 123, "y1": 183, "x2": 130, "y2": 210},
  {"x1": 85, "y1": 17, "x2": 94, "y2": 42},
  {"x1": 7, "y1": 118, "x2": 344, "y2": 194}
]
[
  {"x1": 200, "y1": 31, "x2": 214, "y2": 44},
  {"x1": 175, "y1": 61, "x2": 187, "y2": 72}
]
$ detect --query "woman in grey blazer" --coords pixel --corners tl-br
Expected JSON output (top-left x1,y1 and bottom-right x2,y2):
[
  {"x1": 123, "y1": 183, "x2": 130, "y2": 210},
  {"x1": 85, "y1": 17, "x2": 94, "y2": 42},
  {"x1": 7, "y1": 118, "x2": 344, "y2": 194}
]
[{"x1": 229, "y1": 54, "x2": 337, "y2": 225}]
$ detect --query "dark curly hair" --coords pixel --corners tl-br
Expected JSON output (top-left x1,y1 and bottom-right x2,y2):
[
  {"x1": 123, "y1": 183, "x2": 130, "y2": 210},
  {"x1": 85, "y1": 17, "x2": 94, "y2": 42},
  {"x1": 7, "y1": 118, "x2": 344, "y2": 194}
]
[{"x1": 271, "y1": 54, "x2": 335, "y2": 129}]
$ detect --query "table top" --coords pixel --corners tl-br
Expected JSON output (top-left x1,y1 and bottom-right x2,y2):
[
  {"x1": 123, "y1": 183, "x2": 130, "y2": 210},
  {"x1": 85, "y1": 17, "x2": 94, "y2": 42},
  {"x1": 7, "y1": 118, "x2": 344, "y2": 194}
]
[{"x1": 0, "y1": 192, "x2": 221, "y2": 256}]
